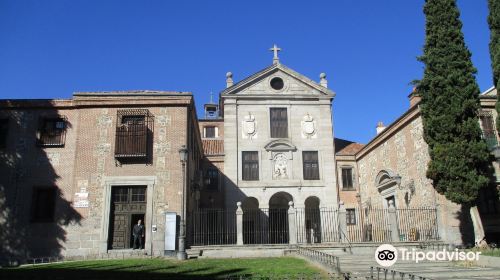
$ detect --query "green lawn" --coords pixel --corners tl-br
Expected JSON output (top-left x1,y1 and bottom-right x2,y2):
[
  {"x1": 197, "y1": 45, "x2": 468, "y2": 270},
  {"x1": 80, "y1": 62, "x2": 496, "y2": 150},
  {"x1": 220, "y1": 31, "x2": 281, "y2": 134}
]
[{"x1": 0, "y1": 257, "x2": 326, "y2": 280}]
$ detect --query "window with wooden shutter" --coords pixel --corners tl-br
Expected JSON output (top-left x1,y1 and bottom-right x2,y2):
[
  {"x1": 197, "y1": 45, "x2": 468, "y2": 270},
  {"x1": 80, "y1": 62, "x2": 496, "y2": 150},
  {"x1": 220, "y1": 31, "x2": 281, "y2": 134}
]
[
  {"x1": 346, "y1": 208, "x2": 356, "y2": 225},
  {"x1": 242, "y1": 151, "x2": 259, "y2": 181},
  {"x1": 205, "y1": 126, "x2": 216, "y2": 138},
  {"x1": 303, "y1": 151, "x2": 319, "y2": 180},
  {"x1": 270, "y1": 108, "x2": 288, "y2": 138},
  {"x1": 479, "y1": 111, "x2": 497, "y2": 149},
  {"x1": 342, "y1": 168, "x2": 354, "y2": 190}
]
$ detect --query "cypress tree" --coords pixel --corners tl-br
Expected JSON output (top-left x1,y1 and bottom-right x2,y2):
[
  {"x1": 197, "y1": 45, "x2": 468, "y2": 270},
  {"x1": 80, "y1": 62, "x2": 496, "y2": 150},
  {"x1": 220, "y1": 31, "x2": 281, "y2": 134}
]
[
  {"x1": 417, "y1": 0, "x2": 491, "y2": 205},
  {"x1": 489, "y1": 0, "x2": 500, "y2": 131}
]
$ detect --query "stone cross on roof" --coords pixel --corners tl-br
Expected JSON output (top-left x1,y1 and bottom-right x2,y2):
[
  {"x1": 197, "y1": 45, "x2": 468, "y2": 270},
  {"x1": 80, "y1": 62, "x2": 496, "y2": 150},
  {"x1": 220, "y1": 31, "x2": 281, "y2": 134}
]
[{"x1": 269, "y1": 44, "x2": 281, "y2": 64}]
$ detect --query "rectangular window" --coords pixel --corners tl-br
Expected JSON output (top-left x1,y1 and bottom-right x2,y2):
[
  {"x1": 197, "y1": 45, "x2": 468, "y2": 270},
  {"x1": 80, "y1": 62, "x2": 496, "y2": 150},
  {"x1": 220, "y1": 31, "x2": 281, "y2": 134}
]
[
  {"x1": 31, "y1": 188, "x2": 56, "y2": 222},
  {"x1": 346, "y1": 208, "x2": 356, "y2": 225},
  {"x1": 206, "y1": 168, "x2": 219, "y2": 190},
  {"x1": 115, "y1": 109, "x2": 152, "y2": 159},
  {"x1": 131, "y1": 187, "x2": 146, "y2": 202},
  {"x1": 480, "y1": 112, "x2": 498, "y2": 149},
  {"x1": 0, "y1": 118, "x2": 8, "y2": 149},
  {"x1": 205, "y1": 126, "x2": 216, "y2": 138},
  {"x1": 242, "y1": 151, "x2": 259, "y2": 181},
  {"x1": 37, "y1": 117, "x2": 67, "y2": 147},
  {"x1": 303, "y1": 151, "x2": 319, "y2": 180},
  {"x1": 342, "y1": 168, "x2": 354, "y2": 190},
  {"x1": 270, "y1": 108, "x2": 288, "y2": 138}
]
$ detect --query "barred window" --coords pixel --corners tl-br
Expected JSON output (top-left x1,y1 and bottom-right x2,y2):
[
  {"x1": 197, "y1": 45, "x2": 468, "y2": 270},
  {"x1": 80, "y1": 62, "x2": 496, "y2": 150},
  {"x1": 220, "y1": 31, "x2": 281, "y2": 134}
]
[
  {"x1": 242, "y1": 151, "x2": 259, "y2": 181},
  {"x1": 346, "y1": 208, "x2": 356, "y2": 225},
  {"x1": 342, "y1": 168, "x2": 354, "y2": 190},
  {"x1": 270, "y1": 108, "x2": 288, "y2": 138},
  {"x1": 303, "y1": 151, "x2": 319, "y2": 180},
  {"x1": 0, "y1": 118, "x2": 8, "y2": 149},
  {"x1": 37, "y1": 117, "x2": 67, "y2": 147},
  {"x1": 480, "y1": 111, "x2": 498, "y2": 149},
  {"x1": 115, "y1": 109, "x2": 153, "y2": 159},
  {"x1": 31, "y1": 188, "x2": 56, "y2": 223},
  {"x1": 206, "y1": 168, "x2": 219, "y2": 190}
]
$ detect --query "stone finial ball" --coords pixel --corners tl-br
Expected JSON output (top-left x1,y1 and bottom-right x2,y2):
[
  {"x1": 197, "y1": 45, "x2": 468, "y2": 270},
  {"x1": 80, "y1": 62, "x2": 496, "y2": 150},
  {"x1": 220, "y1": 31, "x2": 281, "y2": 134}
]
[
  {"x1": 320, "y1": 73, "x2": 326, "y2": 79},
  {"x1": 339, "y1": 200, "x2": 344, "y2": 205},
  {"x1": 236, "y1": 201, "x2": 242, "y2": 207},
  {"x1": 288, "y1": 201, "x2": 294, "y2": 206},
  {"x1": 226, "y1": 72, "x2": 233, "y2": 78}
]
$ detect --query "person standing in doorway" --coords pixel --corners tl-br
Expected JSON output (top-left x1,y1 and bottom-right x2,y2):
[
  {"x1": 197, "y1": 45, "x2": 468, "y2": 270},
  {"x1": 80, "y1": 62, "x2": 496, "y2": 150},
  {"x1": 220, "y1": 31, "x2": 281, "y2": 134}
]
[{"x1": 133, "y1": 219, "x2": 145, "y2": 249}]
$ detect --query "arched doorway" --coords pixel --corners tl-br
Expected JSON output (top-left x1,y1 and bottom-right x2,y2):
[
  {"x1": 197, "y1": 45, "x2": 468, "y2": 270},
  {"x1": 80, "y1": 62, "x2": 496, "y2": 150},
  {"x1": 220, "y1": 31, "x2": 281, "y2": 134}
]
[
  {"x1": 241, "y1": 197, "x2": 262, "y2": 244},
  {"x1": 305, "y1": 196, "x2": 321, "y2": 243},
  {"x1": 268, "y1": 192, "x2": 293, "y2": 244}
]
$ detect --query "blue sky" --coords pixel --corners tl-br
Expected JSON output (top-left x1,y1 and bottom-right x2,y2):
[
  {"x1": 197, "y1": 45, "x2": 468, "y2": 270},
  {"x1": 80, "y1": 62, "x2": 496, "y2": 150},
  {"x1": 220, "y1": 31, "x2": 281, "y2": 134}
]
[{"x1": 0, "y1": 0, "x2": 493, "y2": 144}]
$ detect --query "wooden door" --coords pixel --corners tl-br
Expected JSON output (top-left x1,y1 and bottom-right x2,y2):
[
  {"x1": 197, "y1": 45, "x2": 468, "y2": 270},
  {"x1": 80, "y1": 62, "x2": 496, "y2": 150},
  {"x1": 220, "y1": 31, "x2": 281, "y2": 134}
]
[{"x1": 109, "y1": 186, "x2": 147, "y2": 249}]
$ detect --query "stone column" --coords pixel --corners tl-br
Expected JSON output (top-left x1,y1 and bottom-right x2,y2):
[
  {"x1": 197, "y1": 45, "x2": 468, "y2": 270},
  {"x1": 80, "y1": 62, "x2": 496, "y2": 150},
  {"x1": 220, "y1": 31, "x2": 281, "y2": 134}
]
[
  {"x1": 338, "y1": 201, "x2": 347, "y2": 242},
  {"x1": 388, "y1": 200, "x2": 399, "y2": 242},
  {"x1": 288, "y1": 201, "x2": 297, "y2": 245},
  {"x1": 236, "y1": 202, "x2": 243, "y2": 245}
]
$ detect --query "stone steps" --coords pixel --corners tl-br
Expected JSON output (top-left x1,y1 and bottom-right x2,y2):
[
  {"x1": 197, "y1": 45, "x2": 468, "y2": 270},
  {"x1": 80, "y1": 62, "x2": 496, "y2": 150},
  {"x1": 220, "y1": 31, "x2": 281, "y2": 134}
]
[{"x1": 336, "y1": 254, "x2": 500, "y2": 280}]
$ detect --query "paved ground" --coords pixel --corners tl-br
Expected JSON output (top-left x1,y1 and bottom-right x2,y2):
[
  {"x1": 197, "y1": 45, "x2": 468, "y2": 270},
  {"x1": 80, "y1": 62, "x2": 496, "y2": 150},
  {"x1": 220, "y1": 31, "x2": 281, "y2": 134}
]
[{"x1": 337, "y1": 254, "x2": 500, "y2": 280}]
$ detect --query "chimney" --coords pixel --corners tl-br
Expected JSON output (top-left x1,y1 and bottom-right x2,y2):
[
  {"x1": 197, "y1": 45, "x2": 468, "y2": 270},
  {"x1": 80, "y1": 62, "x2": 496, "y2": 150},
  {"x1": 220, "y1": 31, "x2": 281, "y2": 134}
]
[
  {"x1": 409, "y1": 87, "x2": 421, "y2": 107},
  {"x1": 226, "y1": 72, "x2": 234, "y2": 88},
  {"x1": 320, "y1": 73, "x2": 328, "y2": 88},
  {"x1": 376, "y1": 121, "x2": 386, "y2": 135}
]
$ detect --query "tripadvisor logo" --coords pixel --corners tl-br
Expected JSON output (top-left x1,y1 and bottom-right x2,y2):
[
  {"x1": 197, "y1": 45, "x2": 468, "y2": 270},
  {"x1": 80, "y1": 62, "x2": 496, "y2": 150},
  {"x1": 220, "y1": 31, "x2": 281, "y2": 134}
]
[{"x1": 375, "y1": 244, "x2": 481, "y2": 267}]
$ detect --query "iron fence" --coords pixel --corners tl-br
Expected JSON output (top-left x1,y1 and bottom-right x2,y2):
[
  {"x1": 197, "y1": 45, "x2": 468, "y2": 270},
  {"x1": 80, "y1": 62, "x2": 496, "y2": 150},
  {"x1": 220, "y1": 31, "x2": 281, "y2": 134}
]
[
  {"x1": 296, "y1": 208, "x2": 340, "y2": 244},
  {"x1": 396, "y1": 208, "x2": 439, "y2": 241},
  {"x1": 243, "y1": 208, "x2": 289, "y2": 244},
  {"x1": 347, "y1": 208, "x2": 391, "y2": 242},
  {"x1": 191, "y1": 208, "x2": 237, "y2": 245}
]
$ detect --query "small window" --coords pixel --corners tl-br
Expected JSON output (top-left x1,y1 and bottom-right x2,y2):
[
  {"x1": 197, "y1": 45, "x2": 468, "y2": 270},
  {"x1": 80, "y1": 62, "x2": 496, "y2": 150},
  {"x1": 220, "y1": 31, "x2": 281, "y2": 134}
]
[
  {"x1": 205, "y1": 126, "x2": 216, "y2": 138},
  {"x1": 112, "y1": 187, "x2": 129, "y2": 202},
  {"x1": 31, "y1": 188, "x2": 57, "y2": 223},
  {"x1": 346, "y1": 208, "x2": 356, "y2": 225},
  {"x1": 303, "y1": 151, "x2": 320, "y2": 180},
  {"x1": 0, "y1": 118, "x2": 8, "y2": 149},
  {"x1": 131, "y1": 187, "x2": 146, "y2": 202},
  {"x1": 37, "y1": 117, "x2": 67, "y2": 147},
  {"x1": 342, "y1": 168, "x2": 354, "y2": 190},
  {"x1": 242, "y1": 151, "x2": 259, "y2": 181},
  {"x1": 115, "y1": 109, "x2": 152, "y2": 159},
  {"x1": 206, "y1": 168, "x2": 219, "y2": 190},
  {"x1": 270, "y1": 108, "x2": 288, "y2": 138},
  {"x1": 480, "y1": 112, "x2": 498, "y2": 149}
]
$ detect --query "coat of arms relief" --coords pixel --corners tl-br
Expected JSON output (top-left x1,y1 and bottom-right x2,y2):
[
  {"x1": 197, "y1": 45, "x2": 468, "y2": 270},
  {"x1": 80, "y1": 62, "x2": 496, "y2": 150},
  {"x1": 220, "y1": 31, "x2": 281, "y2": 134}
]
[
  {"x1": 242, "y1": 112, "x2": 257, "y2": 139},
  {"x1": 273, "y1": 153, "x2": 288, "y2": 180},
  {"x1": 301, "y1": 113, "x2": 317, "y2": 139}
]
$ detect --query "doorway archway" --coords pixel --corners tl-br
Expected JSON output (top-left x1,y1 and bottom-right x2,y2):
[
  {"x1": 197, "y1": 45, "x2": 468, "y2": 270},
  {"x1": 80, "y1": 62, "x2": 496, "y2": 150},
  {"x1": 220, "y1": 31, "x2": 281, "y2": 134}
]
[
  {"x1": 305, "y1": 196, "x2": 321, "y2": 243},
  {"x1": 268, "y1": 192, "x2": 293, "y2": 244}
]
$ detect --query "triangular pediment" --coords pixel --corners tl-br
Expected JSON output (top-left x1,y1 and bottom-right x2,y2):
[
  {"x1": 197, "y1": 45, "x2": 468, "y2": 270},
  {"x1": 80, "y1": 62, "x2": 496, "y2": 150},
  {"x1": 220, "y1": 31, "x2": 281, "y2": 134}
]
[
  {"x1": 221, "y1": 63, "x2": 335, "y2": 97},
  {"x1": 264, "y1": 139, "x2": 297, "y2": 152}
]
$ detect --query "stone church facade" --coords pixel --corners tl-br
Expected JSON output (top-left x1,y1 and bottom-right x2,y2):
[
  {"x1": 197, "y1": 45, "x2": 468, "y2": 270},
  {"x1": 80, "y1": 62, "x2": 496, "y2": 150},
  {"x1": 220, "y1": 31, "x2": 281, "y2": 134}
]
[{"x1": 0, "y1": 50, "x2": 499, "y2": 262}]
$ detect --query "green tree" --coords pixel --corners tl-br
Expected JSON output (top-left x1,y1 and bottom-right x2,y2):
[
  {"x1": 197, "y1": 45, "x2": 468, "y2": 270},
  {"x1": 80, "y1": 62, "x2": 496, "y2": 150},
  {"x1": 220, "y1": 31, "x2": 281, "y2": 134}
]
[
  {"x1": 489, "y1": 0, "x2": 500, "y2": 132},
  {"x1": 417, "y1": 0, "x2": 491, "y2": 205}
]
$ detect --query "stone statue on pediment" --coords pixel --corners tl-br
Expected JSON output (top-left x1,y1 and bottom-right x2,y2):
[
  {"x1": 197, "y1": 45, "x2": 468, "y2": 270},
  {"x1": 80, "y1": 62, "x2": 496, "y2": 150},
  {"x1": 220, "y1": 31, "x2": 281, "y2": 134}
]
[{"x1": 273, "y1": 153, "x2": 288, "y2": 179}]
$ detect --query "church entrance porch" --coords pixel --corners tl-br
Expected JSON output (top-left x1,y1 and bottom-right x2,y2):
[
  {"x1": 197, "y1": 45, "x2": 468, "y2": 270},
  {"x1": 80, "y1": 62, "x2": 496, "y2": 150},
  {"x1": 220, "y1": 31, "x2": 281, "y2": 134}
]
[{"x1": 108, "y1": 186, "x2": 147, "y2": 249}]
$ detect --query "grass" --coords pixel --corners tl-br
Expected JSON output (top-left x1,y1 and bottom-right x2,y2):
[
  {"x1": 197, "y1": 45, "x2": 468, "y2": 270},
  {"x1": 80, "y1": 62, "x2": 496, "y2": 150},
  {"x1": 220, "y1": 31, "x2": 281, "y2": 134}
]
[{"x1": 0, "y1": 257, "x2": 326, "y2": 280}]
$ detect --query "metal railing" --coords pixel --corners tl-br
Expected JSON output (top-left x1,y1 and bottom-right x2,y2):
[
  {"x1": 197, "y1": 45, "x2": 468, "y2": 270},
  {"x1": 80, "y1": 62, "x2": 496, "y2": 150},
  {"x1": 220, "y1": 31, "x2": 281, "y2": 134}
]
[
  {"x1": 296, "y1": 247, "x2": 341, "y2": 275},
  {"x1": 296, "y1": 208, "x2": 340, "y2": 244},
  {"x1": 396, "y1": 208, "x2": 439, "y2": 241},
  {"x1": 191, "y1": 208, "x2": 237, "y2": 245},
  {"x1": 368, "y1": 266, "x2": 434, "y2": 280},
  {"x1": 347, "y1": 208, "x2": 391, "y2": 242}
]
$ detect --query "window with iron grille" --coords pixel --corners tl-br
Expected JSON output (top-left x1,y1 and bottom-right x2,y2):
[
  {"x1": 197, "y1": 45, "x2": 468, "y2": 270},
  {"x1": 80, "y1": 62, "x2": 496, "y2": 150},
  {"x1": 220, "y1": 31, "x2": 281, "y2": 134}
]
[
  {"x1": 31, "y1": 187, "x2": 56, "y2": 223},
  {"x1": 37, "y1": 117, "x2": 67, "y2": 147},
  {"x1": 205, "y1": 126, "x2": 216, "y2": 138},
  {"x1": 115, "y1": 109, "x2": 153, "y2": 159},
  {"x1": 342, "y1": 167, "x2": 354, "y2": 190},
  {"x1": 242, "y1": 151, "x2": 259, "y2": 181},
  {"x1": 303, "y1": 151, "x2": 319, "y2": 180},
  {"x1": 270, "y1": 108, "x2": 288, "y2": 138},
  {"x1": 480, "y1": 111, "x2": 497, "y2": 149},
  {"x1": 0, "y1": 118, "x2": 8, "y2": 149},
  {"x1": 206, "y1": 168, "x2": 219, "y2": 190},
  {"x1": 346, "y1": 208, "x2": 356, "y2": 225}
]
